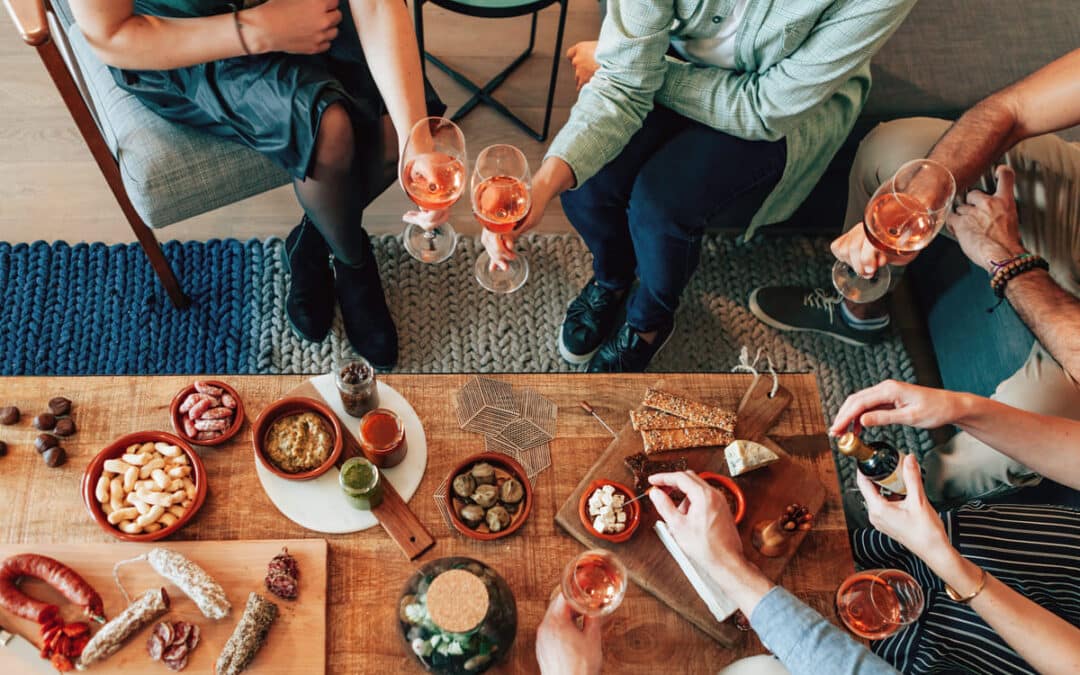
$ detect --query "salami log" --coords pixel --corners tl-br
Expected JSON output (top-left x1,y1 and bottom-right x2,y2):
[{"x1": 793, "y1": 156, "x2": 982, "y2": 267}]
[
  {"x1": 216, "y1": 593, "x2": 278, "y2": 675},
  {"x1": 78, "y1": 588, "x2": 170, "y2": 669},
  {"x1": 0, "y1": 554, "x2": 104, "y2": 625},
  {"x1": 146, "y1": 548, "x2": 231, "y2": 620}
]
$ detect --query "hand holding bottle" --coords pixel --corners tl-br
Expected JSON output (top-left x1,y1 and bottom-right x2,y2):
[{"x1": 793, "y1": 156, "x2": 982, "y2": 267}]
[{"x1": 856, "y1": 454, "x2": 949, "y2": 561}]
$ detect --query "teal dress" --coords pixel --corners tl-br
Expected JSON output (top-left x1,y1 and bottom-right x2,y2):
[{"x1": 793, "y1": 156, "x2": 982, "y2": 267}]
[{"x1": 109, "y1": 0, "x2": 445, "y2": 179}]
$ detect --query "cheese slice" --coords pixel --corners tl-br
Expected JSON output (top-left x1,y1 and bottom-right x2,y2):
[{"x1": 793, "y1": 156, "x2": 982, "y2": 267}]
[{"x1": 724, "y1": 439, "x2": 780, "y2": 476}]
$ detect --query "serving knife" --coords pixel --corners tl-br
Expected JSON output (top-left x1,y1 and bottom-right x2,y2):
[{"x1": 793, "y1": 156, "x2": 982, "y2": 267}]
[{"x1": 0, "y1": 623, "x2": 53, "y2": 673}]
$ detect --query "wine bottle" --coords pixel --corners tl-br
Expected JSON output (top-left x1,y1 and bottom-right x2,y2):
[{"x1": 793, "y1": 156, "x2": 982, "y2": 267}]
[{"x1": 836, "y1": 432, "x2": 907, "y2": 495}]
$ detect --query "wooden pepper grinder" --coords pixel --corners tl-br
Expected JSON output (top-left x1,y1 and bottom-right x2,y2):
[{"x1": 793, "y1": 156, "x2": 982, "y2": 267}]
[{"x1": 752, "y1": 503, "x2": 814, "y2": 557}]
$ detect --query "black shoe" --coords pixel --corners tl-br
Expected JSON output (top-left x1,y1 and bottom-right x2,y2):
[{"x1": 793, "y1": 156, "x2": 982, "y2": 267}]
[
  {"x1": 587, "y1": 321, "x2": 675, "y2": 373},
  {"x1": 558, "y1": 278, "x2": 628, "y2": 365},
  {"x1": 334, "y1": 251, "x2": 398, "y2": 370},
  {"x1": 748, "y1": 286, "x2": 887, "y2": 347},
  {"x1": 283, "y1": 217, "x2": 334, "y2": 342}
]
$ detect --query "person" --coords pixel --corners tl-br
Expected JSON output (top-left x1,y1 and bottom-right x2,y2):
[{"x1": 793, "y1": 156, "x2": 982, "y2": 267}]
[
  {"x1": 70, "y1": 0, "x2": 448, "y2": 369},
  {"x1": 537, "y1": 464, "x2": 1080, "y2": 675},
  {"x1": 480, "y1": 0, "x2": 919, "y2": 373},
  {"x1": 749, "y1": 49, "x2": 1080, "y2": 503}
]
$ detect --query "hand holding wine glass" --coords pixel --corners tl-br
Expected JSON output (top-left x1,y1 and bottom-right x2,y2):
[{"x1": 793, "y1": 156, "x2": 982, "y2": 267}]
[
  {"x1": 399, "y1": 117, "x2": 466, "y2": 264},
  {"x1": 535, "y1": 592, "x2": 603, "y2": 675},
  {"x1": 472, "y1": 144, "x2": 532, "y2": 293}
]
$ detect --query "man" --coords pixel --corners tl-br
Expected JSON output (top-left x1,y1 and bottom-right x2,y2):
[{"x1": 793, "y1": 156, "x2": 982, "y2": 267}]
[{"x1": 750, "y1": 49, "x2": 1080, "y2": 504}]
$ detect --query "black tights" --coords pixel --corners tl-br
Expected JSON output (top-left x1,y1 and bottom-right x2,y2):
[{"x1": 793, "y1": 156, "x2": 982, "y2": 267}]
[{"x1": 293, "y1": 103, "x2": 379, "y2": 267}]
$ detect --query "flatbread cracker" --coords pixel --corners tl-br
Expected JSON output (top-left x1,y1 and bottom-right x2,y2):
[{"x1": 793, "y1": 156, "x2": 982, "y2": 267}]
[
  {"x1": 630, "y1": 409, "x2": 702, "y2": 431},
  {"x1": 642, "y1": 388, "x2": 736, "y2": 431},
  {"x1": 641, "y1": 427, "x2": 735, "y2": 454}
]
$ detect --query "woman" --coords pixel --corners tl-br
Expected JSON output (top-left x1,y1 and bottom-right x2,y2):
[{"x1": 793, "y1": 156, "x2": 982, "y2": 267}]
[
  {"x1": 487, "y1": 0, "x2": 917, "y2": 372},
  {"x1": 70, "y1": 0, "x2": 446, "y2": 369}
]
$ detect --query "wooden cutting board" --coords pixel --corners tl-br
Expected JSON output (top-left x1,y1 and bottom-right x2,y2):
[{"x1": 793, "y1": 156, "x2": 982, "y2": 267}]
[
  {"x1": 0, "y1": 539, "x2": 326, "y2": 673},
  {"x1": 554, "y1": 377, "x2": 827, "y2": 647}
]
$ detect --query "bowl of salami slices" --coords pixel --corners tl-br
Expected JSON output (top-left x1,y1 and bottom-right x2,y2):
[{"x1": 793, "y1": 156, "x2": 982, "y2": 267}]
[{"x1": 170, "y1": 380, "x2": 245, "y2": 446}]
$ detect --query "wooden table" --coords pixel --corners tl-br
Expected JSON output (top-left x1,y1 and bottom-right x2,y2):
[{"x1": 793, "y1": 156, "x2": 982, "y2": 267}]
[{"x1": 0, "y1": 374, "x2": 855, "y2": 673}]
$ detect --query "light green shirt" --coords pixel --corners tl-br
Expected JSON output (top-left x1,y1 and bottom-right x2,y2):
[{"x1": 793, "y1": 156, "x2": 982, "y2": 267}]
[{"x1": 546, "y1": 0, "x2": 918, "y2": 238}]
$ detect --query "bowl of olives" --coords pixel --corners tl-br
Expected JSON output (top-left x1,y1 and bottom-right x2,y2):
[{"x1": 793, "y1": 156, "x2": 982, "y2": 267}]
[{"x1": 446, "y1": 453, "x2": 533, "y2": 541}]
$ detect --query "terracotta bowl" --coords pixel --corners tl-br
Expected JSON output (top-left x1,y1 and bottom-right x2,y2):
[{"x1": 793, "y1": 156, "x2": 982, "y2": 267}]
[
  {"x1": 81, "y1": 431, "x2": 207, "y2": 542},
  {"x1": 578, "y1": 479, "x2": 642, "y2": 544},
  {"x1": 699, "y1": 472, "x2": 747, "y2": 524},
  {"x1": 169, "y1": 380, "x2": 245, "y2": 447},
  {"x1": 446, "y1": 452, "x2": 533, "y2": 541},
  {"x1": 251, "y1": 397, "x2": 343, "y2": 481}
]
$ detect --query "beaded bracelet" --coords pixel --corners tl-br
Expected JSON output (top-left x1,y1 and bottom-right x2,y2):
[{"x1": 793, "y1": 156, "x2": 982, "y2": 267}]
[
  {"x1": 987, "y1": 254, "x2": 1049, "y2": 311},
  {"x1": 229, "y1": 4, "x2": 253, "y2": 56},
  {"x1": 989, "y1": 251, "x2": 1032, "y2": 274}
]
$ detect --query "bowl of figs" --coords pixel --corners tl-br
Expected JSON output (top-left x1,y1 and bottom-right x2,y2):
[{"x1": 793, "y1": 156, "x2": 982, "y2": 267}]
[{"x1": 446, "y1": 453, "x2": 533, "y2": 541}]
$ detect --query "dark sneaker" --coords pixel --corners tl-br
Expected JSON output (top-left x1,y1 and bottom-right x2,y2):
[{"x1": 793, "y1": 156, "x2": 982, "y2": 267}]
[
  {"x1": 283, "y1": 217, "x2": 334, "y2": 342},
  {"x1": 334, "y1": 251, "x2": 398, "y2": 370},
  {"x1": 748, "y1": 286, "x2": 888, "y2": 347},
  {"x1": 587, "y1": 321, "x2": 675, "y2": 373},
  {"x1": 558, "y1": 278, "x2": 627, "y2": 365}
]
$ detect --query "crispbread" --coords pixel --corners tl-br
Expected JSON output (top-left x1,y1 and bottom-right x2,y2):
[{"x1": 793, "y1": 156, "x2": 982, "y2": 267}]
[
  {"x1": 630, "y1": 409, "x2": 702, "y2": 431},
  {"x1": 642, "y1": 388, "x2": 736, "y2": 431},
  {"x1": 641, "y1": 427, "x2": 735, "y2": 454}
]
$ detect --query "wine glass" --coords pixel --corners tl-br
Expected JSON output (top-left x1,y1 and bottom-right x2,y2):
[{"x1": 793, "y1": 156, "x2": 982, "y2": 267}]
[
  {"x1": 471, "y1": 144, "x2": 531, "y2": 293},
  {"x1": 400, "y1": 117, "x2": 467, "y2": 264},
  {"x1": 836, "y1": 568, "x2": 924, "y2": 640},
  {"x1": 832, "y1": 159, "x2": 956, "y2": 303},
  {"x1": 561, "y1": 549, "x2": 628, "y2": 619}
]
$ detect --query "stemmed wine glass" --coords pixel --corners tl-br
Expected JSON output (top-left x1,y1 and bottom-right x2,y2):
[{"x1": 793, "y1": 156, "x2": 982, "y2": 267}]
[
  {"x1": 832, "y1": 159, "x2": 956, "y2": 303},
  {"x1": 560, "y1": 549, "x2": 628, "y2": 619},
  {"x1": 836, "y1": 568, "x2": 924, "y2": 640},
  {"x1": 399, "y1": 117, "x2": 467, "y2": 264},
  {"x1": 471, "y1": 144, "x2": 531, "y2": 293}
]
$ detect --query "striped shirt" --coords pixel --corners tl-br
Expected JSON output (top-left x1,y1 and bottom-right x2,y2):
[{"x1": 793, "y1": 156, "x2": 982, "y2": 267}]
[{"x1": 852, "y1": 503, "x2": 1080, "y2": 674}]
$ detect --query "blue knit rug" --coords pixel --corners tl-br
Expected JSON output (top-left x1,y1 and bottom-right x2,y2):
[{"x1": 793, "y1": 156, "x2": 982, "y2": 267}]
[{"x1": 0, "y1": 234, "x2": 932, "y2": 484}]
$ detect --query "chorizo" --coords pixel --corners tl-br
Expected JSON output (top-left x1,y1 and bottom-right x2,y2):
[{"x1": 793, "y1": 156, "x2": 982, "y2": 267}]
[{"x1": 0, "y1": 554, "x2": 104, "y2": 625}]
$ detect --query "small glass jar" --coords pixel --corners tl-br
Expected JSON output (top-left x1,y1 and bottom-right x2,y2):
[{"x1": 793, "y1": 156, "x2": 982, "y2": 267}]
[
  {"x1": 359, "y1": 408, "x2": 408, "y2": 468},
  {"x1": 340, "y1": 457, "x2": 383, "y2": 510},
  {"x1": 335, "y1": 357, "x2": 379, "y2": 418}
]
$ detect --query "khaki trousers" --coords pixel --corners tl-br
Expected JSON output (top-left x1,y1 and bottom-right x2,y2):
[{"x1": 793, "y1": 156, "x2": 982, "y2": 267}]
[{"x1": 847, "y1": 117, "x2": 1080, "y2": 504}]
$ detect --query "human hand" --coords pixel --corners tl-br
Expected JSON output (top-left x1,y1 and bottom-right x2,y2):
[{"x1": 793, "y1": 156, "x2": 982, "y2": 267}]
[
  {"x1": 535, "y1": 592, "x2": 602, "y2": 675},
  {"x1": 830, "y1": 380, "x2": 967, "y2": 436},
  {"x1": 830, "y1": 225, "x2": 917, "y2": 279},
  {"x1": 567, "y1": 41, "x2": 600, "y2": 92},
  {"x1": 480, "y1": 228, "x2": 517, "y2": 271},
  {"x1": 648, "y1": 471, "x2": 745, "y2": 575},
  {"x1": 857, "y1": 454, "x2": 949, "y2": 559},
  {"x1": 402, "y1": 208, "x2": 450, "y2": 232},
  {"x1": 948, "y1": 165, "x2": 1026, "y2": 273},
  {"x1": 244, "y1": 0, "x2": 341, "y2": 55}
]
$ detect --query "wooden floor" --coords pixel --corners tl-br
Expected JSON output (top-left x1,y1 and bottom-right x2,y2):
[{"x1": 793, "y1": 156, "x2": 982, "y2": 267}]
[{"x1": 0, "y1": 1, "x2": 601, "y2": 243}]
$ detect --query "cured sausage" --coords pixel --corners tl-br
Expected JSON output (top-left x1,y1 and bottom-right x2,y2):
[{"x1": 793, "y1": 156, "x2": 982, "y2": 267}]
[
  {"x1": 216, "y1": 593, "x2": 278, "y2": 675},
  {"x1": 0, "y1": 554, "x2": 104, "y2": 625},
  {"x1": 78, "y1": 588, "x2": 170, "y2": 668},
  {"x1": 147, "y1": 549, "x2": 231, "y2": 620}
]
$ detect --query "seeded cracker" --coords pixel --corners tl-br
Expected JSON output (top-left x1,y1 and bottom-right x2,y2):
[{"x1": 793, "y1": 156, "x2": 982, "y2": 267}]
[
  {"x1": 630, "y1": 409, "x2": 704, "y2": 431},
  {"x1": 642, "y1": 388, "x2": 736, "y2": 431},
  {"x1": 641, "y1": 427, "x2": 735, "y2": 454}
]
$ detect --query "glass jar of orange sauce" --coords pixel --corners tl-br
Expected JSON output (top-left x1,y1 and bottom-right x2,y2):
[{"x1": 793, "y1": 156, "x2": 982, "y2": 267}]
[{"x1": 358, "y1": 408, "x2": 408, "y2": 468}]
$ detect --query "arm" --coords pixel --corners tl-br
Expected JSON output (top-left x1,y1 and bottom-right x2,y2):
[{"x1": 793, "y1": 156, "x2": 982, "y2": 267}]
[
  {"x1": 860, "y1": 456, "x2": 1080, "y2": 675},
  {"x1": 656, "y1": 0, "x2": 916, "y2": 140},
  {"x1": 831, "y1": 380, "x2": 1080, "y2": 491},
  {"x1": 535, "y1": 593, "x2": 602, "y2": 675},
  {"x1": 69, "y1": 0, "x2": 340, "y2": 71},
  {"x1": 928, "y1": 48, "x2": 1080, "y2": 193},
  {"x1": 649, "y1": 472, "x2": 897, "y2": 675}
]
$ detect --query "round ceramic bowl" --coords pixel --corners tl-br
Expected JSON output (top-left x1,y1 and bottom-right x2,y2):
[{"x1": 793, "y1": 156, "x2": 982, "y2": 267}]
[
  {"x1": 578, "y1": 479, "x2": 642, "y2": 544},
  {"x1": 251, "y1": 397, "x2": 343, "y2": 481},
  {"x1": 169, "y1": 380, "x2": 245, "y2": 447},
  {"x1": 81, "y1": 430, "x2": 207, "y2": 542},
  {"x1": 446, "y1": 453, "x2": 533, "y2": 542},
  {"x1": 699, "y1": 471, "x2": 747, "y2": 524}
]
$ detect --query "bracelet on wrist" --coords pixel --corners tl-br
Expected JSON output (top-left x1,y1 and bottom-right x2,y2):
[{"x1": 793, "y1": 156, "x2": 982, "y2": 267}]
[
  {"x1": 987, "y1": 254, "x2": 1048, "y2": 312},
  {"x1": 989, "y1": 251, "x2": 1032, "y2": 274},
  {"x1": 945, "y1": 566, "x2": 988, "y2": 604},
  {"x1": 229, "y1": 4, "x2": 253, "y2": 56}
]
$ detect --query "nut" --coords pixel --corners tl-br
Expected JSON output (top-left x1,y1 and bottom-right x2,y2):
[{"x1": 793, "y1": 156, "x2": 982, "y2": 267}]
[
  {"x1": 53, "y1": 418, "x2": 76, "y2": 437},
  {"x1": 48, "y1": 397, "x2": 72, "y2": 416},
  {"x1": 0, "y1": 406, "x2": 19, "y2": 425},
  {"x1": 42, "y1": 447, "x2": 66, "y2": 468},
  {"x1": 35, "y1": 434, "x2": 59, "y2": 453},
  {"x1": 0, "y1": 441, "x2": 7, "y2": 457},
  {"x1": 34, "y1": 413, "x2": 57, "y2": 431}
]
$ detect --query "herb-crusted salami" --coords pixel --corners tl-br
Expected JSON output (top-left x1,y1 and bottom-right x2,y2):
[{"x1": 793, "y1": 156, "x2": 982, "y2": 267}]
[{"x1": 216, "y1": 593, "x2": 278, "y2": 675}]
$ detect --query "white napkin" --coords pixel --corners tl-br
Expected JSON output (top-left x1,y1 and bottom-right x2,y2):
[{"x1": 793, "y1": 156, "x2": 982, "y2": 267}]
[{"x1": 654, "y1": 520, "x2": 740, "y2": 622}]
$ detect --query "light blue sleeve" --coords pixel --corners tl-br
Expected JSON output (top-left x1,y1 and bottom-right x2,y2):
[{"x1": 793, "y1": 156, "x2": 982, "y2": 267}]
[{"x1": 749, "y1": 587, "x2": 900, "y2": 675}]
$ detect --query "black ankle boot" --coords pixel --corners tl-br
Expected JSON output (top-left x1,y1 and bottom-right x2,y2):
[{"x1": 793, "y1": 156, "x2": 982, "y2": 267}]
[
  {"x1": 283, "y1": 217, "x2": 335, "y2": 342},
  {"x1": 333, "y1": 244, "x2": 398, "y2": 370}
]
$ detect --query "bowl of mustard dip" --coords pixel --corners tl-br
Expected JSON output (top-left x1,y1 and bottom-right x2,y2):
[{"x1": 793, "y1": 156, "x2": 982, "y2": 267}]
[{"x1": 252, "y1": 397, "x2": 343, "y2": 480}]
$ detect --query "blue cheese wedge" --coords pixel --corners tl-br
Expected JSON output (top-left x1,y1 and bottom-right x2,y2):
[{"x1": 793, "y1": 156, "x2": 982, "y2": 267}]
[{"x1": 724, "y1": 440, "x2": 779, "y2": 476}]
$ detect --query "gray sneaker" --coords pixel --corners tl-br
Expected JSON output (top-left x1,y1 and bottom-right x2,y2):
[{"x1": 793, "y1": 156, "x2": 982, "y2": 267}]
[{"x1": 748, "y1": 286, "x2": 887, "y2": 347}]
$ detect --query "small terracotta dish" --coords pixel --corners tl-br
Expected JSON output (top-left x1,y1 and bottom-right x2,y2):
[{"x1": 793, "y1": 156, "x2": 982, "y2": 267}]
[
  {"x1": 578, "y1": 479, "x2": 641, "y2": 543},
  {"x1": 699, "y1": 472, "x2": 747, "y2": 524},
  {"x1": 446, "y1": 452, "x2": 533, "y2": 541},
  {"x1": 169, "y1": 380, "x2": 245, "y2": 446},
  {"x1": 251, "y1": 397, "x2": 343, "y2": 481},
  {"x1": 81, "y1": 431, "x2": 207, "y2": 542}
]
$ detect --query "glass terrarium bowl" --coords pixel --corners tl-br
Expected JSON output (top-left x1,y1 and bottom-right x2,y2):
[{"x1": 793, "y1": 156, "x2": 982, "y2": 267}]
[{"x1": 398, "y1": 557, "x2": 518, "y2": 674}]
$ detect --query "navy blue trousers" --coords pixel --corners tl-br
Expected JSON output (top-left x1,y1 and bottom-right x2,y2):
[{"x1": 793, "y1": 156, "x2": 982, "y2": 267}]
[{"x1": 561, "y1": 105, "x2": 787, "y2": 332}]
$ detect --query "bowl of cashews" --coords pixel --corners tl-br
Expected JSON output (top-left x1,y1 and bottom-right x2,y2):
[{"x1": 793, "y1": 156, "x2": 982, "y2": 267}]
[{"x1": 81, "y1": 430, "x2": 208, "y2": 542}]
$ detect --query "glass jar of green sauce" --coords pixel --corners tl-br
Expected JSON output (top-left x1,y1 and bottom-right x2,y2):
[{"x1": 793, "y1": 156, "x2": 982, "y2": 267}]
[{"x1": 340, "y1": 457, "x2": 383, "y2": 510}]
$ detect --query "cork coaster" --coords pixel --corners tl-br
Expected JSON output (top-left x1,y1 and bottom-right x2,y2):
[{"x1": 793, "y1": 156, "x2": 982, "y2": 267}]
[{"x1": 426, "y1": 569, "x2": 490, "y2": 633}]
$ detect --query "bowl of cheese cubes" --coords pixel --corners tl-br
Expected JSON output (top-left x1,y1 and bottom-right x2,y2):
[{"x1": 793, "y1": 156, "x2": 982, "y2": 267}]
[{"x1": 579, "y1": 479, "x2": 641, "y2": 543}]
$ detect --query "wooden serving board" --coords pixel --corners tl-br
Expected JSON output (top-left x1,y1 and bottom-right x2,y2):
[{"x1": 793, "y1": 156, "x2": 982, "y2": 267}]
[
  {"x1": 0, "y1": 539, "x2": 327, "y2": 673},
  {"x1": 554, "y1": 377, "x2": 827, "y2": 647},
  {"x1": 287, "y1": 380, "x2": 435, "y2": 560}
]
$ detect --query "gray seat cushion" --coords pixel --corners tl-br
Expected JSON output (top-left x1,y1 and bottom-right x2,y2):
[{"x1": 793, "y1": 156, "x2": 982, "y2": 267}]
[{"x1": 57, "y1": 4, "x2": 289, "y2": 228}]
